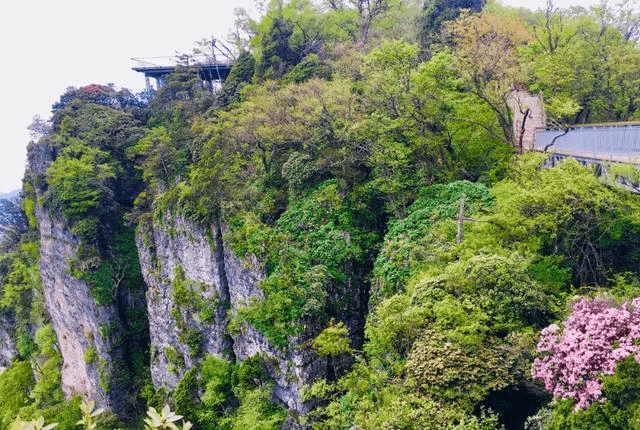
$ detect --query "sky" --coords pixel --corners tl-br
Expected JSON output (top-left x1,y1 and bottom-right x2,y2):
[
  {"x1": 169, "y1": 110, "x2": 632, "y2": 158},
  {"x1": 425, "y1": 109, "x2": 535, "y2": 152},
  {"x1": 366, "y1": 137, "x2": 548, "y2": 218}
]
[{"x1": 0, "y1": 0, "x2": 602, "y2": 195}]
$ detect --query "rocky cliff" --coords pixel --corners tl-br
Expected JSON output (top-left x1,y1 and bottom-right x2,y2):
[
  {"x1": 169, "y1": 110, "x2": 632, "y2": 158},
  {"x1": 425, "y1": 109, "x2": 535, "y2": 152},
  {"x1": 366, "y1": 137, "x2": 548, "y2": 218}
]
[
  {"x1": 137, "y1": 213, "x2": 326, "y2": 413},
  {"x1": 27, "y1": 140, "x2": 142, "y2": 416},
  {"x1": 0, "y1": 312, "x2": 17, "y2": 371}
]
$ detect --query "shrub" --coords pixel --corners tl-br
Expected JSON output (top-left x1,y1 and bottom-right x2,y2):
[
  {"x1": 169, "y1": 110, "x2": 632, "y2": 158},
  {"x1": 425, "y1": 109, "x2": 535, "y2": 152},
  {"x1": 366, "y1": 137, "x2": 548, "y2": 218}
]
[{"x1": 0, "y1": 361, "x2": 35, "y2": 428}]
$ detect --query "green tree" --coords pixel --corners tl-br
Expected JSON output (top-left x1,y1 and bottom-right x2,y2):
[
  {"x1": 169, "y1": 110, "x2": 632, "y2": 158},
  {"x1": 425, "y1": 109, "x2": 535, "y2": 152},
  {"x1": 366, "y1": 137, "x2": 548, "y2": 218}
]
[
  {"x1": 419, "y1": 0, "x2": 485, "y2": 57},
  {"x1": 526, "y1": 2, "x2": 640, "y2": 123},
  {"x1": 250, "y1": 0, "x2": 334, "y2": 80},
  {"x1": 448, "y1": 12, "x2": 532, "y2": 147},
  {"x1": 313, "y1": 320, "x2": 352, "y2": 379},
  {"x1": 488, "y1": 156, "x2": 640, "y2": 286},
  {"x1": 130, "y1": 126, "x2": 182, "y2": 193},
  {"x1": 0, "y1": 361, "x2": 35, "y2": 428},
  {"x1": 44, "y1": 136, "x2": 116, "y2": 241}
]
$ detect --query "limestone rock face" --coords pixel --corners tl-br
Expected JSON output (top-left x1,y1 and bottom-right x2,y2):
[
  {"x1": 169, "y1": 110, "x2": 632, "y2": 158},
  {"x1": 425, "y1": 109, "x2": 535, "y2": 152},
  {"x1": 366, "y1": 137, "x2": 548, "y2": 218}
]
[
  {"x1": 137, "y1": 213, "x2": 325, "y2": 413},
  {"x1": 232, "y1": 323, "x2": 325, "y2": 413},
  {"x1": 137, "y1": 214, "x2": 234, "y2": 389},
  {"x1": 37, "y1": 206, "x2": 107, "y2": 404},
  {"x1": 508, "y1": 90, "x2": 547, "y2": 151},
  {"x1": 27, "y1": 137, "x2": 330, "y2": 417},
  {"x1": 28, "y1": 141, "x2": 132, "y2": 414},
  {"x1": 0, "y1": 313, "x2": 17, "y2": 372}
]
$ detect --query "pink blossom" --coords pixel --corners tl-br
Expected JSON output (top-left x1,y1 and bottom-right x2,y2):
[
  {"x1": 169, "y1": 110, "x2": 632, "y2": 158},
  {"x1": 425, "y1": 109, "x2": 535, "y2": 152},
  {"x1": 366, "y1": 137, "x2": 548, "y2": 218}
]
[{"x1": 532, "y1": 297, "x2": 640, "y2": 410}]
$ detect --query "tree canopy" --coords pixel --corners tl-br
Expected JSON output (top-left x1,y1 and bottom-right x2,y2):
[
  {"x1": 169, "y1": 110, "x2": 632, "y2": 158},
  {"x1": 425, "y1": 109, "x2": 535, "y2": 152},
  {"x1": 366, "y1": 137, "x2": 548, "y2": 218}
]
[{"x1": 7, "y1": 0, "x2": 640, "y2": 429}]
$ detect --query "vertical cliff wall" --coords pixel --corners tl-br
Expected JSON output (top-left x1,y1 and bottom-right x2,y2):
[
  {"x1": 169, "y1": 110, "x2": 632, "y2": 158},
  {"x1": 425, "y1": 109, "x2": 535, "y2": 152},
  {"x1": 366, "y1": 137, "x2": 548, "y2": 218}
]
[
  {"x1": 0, "y1": 312, "x2": 17, "y2": 371},
  {"x1": 137, "y1": 214, "x2": 234, "y2": 389},
  {"x1": 137, "y1": 213, "x2": 326, "y2": 413},
  {"x1": 28, "y1": 141, "x2": 136, "y2": 414}
]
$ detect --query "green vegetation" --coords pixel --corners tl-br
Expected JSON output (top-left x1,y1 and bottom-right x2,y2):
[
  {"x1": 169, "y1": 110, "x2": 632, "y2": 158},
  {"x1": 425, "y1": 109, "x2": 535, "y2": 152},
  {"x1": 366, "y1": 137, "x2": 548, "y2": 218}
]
[
  {"x1": 84, "y1": 346, "x2": 97, "y2": 365},
  {"x1": 0, "y1": 83, "x2": 152, "y2": 429},
  {"x1": 5, "y1": 0, "x2": 640, "y2": 429},
  {"x1": 0, "y1": 361, "x2": 35, "y2": 428},
  {"x1": 164, "y1": 347, "x2": 185, "y2": 374},
  {"x1": 228, "y1": 180, "x2": 378, "y2": 347},
  {"x1": 153, "y1": 354, "x2": 285, "y2": 430},
  {"x1": 304, "y1": 157, "x2": 625, "y2": 429}
]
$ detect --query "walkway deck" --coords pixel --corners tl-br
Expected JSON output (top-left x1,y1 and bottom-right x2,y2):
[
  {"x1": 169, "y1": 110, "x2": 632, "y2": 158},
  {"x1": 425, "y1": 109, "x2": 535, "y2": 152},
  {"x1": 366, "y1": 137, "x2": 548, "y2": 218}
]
[
  {"x1": 535, "y1": 123, "x2": 640, "y2": 164},
  {"x1": 132, "y1": 64, "x2": 232, "y2": 81},
  {"x1": 131, "y1": 56, "x2": 232, "y2": 90}
]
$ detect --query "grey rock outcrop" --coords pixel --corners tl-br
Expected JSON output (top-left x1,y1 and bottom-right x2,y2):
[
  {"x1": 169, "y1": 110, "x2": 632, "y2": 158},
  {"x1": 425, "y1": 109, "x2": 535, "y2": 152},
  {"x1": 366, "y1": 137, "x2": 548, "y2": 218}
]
[
  {"x1": 36, "y1": 205, "x2": 113, "y2": 405},
  {"x1": 0, "y1": 312, "x2": 17, "y2": 372},
  {"x1": 137, "y1": 214, "x2": 235, "y2": 389},
  {"x1": 232, "y1": 322, "x2": 324, "y2": 413},
  {"x1": 137, "y1": 213, "x2": 326, "y2": 413},
  {"x1": 28, "y1": 141, "x2": 133, "y2": 414}
]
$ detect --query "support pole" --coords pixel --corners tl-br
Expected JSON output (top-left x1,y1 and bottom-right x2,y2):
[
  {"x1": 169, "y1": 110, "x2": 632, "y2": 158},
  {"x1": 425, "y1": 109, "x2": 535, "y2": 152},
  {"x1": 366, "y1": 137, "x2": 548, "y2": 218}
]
[
  {"x1": 144, "y1": 75, "x2": 151, "y2": 94},
  {"x1": 457, "y1": 194, "x2": 466, "y2": 244}
]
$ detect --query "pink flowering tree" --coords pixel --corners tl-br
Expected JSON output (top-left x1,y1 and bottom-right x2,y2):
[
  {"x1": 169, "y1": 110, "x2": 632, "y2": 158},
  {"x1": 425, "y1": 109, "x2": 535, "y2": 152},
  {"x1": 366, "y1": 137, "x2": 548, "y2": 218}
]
[{"x1": 532, "y1": 297, "x2": 640, "y2": 410}]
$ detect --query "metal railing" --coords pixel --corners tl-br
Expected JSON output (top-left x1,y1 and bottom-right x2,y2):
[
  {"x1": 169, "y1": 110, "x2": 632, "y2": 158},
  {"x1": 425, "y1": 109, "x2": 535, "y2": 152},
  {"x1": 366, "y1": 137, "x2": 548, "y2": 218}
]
[
  {"x1": 535, "y1": 123, "x2": 640, "y2": 164},
  {"x1": 131, "y1": 56, "x2": 232, "y2": 68}
]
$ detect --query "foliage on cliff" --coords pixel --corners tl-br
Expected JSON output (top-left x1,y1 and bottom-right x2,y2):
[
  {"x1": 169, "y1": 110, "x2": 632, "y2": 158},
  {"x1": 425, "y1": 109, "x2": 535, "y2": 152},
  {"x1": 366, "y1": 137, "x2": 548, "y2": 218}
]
[
  {"x1": 5, "y1": 0, "x2": 640, "y2": 429},
  {"x1": 0, "y1": 85, "x2": 154, "y2": 428}
]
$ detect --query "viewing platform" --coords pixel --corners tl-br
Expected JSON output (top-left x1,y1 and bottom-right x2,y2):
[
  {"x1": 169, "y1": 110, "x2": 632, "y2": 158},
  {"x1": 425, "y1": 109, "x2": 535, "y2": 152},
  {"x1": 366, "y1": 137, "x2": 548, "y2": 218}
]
[{"x1": 131, "y1": 56, "x2": 232, "y2": 91}]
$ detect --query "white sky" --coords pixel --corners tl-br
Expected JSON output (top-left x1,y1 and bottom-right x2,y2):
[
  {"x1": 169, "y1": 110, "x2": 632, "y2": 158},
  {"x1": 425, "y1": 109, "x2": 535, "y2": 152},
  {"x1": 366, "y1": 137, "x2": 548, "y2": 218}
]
[
  {"x1": 0, "y1": 0, "x2": 601, "y2": 194},
  {"x1": 502, "y1": 0, "x2": 602, "y2": 11}
]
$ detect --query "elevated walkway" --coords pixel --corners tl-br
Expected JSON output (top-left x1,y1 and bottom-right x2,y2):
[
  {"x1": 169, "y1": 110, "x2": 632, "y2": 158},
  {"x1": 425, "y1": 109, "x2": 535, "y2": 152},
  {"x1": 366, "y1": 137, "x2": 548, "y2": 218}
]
[
  {"x1": 131, "y1": 56, "x2": 232, "y2": 92},
  {"x1": 534, "y1": 122, "x2": 640, "y2": 192},
  {"x1": 534, "y1": 123, "x2": 640, "y2": 164}
]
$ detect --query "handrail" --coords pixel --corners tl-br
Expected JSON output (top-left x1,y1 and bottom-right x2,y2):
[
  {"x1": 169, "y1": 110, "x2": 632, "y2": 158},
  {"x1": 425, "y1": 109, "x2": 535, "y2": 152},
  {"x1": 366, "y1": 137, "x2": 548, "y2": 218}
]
[
  {"x1": 131, "y1": 56, "x2": 232, "y2": 69},
  {"x1": 535, "y1": 123, "x2": 640, "y2": 164}
]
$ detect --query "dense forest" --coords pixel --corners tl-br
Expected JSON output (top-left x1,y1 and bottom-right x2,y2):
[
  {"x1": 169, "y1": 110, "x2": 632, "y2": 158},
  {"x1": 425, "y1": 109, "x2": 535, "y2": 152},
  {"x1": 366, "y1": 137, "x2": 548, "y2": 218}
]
[{"x1": 3, "y1": 0, "x2": 640, "y2": 429}]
